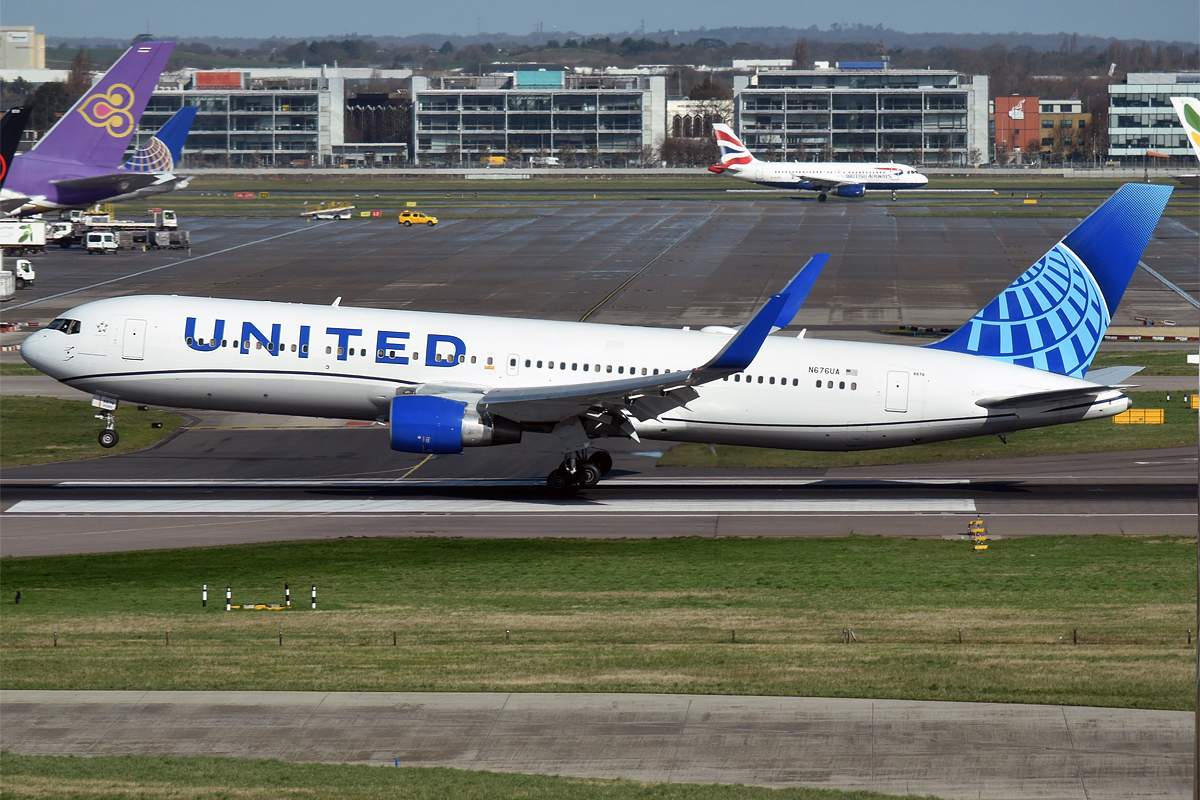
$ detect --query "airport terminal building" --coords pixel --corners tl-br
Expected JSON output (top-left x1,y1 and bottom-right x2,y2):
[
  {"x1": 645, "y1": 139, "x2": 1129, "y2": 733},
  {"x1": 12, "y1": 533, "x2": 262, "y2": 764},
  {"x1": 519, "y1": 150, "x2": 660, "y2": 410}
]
[
  {"x1": 410, "y1": 70, "x2": 668, "y2": 166},
  {"x1": 1107, "y1": 71, "x2": 1200, "y2": 164},
  {"x1": 730, "y1": 64, "x2": 989, "y2": 166}
]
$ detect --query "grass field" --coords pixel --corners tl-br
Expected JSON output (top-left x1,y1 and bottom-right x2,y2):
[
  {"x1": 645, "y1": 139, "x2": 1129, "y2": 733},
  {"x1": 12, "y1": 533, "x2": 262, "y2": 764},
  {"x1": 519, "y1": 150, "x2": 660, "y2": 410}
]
[
  {"x1": 659, "y1": 392, "x2": 1197, "y2": 469},
  {"x1": 1089, "y1": 350, "x2": 1200, "y2": 376},
  {"x1": 0, "y1": 396, "x2": 184, "y2": 467},
  {"x1": 1, "y1": 535, "x2": 1194, "y2": 710},
  {"x1": 0, "y1": 753, "x2": 931, "y2": 800}
]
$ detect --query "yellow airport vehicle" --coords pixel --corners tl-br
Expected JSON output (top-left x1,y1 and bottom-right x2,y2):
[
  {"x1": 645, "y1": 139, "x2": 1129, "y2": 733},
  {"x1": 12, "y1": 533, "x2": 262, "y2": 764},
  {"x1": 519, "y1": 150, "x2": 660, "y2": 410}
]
[{"x1": 398, "y1": 210, "x2": 439, "y2": 227}]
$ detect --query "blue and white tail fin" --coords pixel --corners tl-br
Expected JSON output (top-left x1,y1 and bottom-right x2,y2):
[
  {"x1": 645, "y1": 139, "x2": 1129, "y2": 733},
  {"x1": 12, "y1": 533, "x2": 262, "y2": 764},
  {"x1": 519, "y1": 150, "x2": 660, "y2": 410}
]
[
  {"x1": 928, "y1": 183, "x2": 1173, "y2": 378},
  {"x1": 125, "y1": 106, "x2": 197, "y2": 173}
]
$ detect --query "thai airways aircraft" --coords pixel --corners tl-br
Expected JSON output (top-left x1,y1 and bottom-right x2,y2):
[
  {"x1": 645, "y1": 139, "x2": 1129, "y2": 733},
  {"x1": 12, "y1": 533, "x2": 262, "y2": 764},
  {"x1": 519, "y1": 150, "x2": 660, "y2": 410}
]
[
  {"x1": 21, "y1": 184, "x2": 1169, "y2": 491},
  {"x1": 709, "y1": 123, "x2": 929, "y2": 201},
  {"x1": 1, "y1": 41, "x2": 187, "y2": 216},
  {"x1": 1169, "y1": 97, "x2": 1200, "y2": 189}
]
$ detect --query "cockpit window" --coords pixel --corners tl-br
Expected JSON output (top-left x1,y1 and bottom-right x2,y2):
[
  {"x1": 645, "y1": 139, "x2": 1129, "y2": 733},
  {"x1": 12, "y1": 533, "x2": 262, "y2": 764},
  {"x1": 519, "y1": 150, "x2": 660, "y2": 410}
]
[{"x1": 48, "y1": 318, "x2": 81, "y2": 334}]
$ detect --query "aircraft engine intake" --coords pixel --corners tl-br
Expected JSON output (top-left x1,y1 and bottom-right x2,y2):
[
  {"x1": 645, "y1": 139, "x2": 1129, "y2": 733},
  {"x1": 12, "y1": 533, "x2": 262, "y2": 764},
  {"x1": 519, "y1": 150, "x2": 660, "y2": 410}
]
[
  {"x1": 389, "y1": 395, "x2": 521, "y2": 454},
  {"x1": 835, "y1": 184, "x2": 866, "y2": 198}
]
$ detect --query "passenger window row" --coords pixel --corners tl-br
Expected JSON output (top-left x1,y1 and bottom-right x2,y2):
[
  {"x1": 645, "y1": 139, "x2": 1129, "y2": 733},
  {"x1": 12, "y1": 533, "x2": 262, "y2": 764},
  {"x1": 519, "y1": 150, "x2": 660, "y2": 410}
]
[
  {"x1": 522, "y1": 359, "x2": 663, "y2": 376},
  {"x1": 722, "y1": 374, "x2": 858, "y2": 390}
]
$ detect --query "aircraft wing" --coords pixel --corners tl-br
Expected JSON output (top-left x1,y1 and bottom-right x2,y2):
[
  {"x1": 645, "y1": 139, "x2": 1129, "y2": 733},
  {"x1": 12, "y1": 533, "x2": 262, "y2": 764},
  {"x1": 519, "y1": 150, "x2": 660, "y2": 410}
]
[
  {"x1": 478, "y1": 292, "x2": 790, "y2": 425},
  {"x1": 791, "y1": 173, "x2": 862, "y2": 190}
]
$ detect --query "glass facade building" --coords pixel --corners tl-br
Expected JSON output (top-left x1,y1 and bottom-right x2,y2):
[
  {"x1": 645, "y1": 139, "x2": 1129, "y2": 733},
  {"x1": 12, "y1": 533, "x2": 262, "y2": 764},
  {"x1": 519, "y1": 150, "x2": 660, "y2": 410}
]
[
  {"x1": 1108, "y1": 72, "x2": 1200, "y2": 163},
  {"x1": 411, "y1": 73, "x2": 667, "y2": 165},
  {"x1": 731, "y1": 67, "x2": 989, "y2": 165}
]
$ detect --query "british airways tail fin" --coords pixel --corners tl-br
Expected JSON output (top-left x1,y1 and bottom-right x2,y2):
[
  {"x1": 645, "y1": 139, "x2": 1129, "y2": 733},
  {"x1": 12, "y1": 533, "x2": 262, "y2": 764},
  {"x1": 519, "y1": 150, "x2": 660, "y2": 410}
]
[
  {"x1": 126, "y1": 106, "x2": 196, "y2": 172},
  {"x1": 0, "y1": 104, "x2": 32, "y2": 190},
  {"x1": 928, "y1": 183, "x2": 1173, "y2": 378},
  {"x1": 30, "y1": 41, "x2": 174, "y2": 167},
  {"x1": 1170, "y1": 97, "x2": 1200, "y2": 162},
  {"x1": 711, "y1": 123, "x2": 757, "y2": 170}
]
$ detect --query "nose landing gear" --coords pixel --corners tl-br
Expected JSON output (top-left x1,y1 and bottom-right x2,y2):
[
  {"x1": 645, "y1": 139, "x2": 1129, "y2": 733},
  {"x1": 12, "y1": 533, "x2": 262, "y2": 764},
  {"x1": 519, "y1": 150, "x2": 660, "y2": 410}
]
[{"x1": 92, "y1": 394, "x2": 120, "y2": 448}]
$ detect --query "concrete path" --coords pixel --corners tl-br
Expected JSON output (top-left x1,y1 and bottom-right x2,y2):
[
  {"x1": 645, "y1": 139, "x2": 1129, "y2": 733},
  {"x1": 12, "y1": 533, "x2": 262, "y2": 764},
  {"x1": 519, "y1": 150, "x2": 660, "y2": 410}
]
[{"x1": 1, "y1": 690, "x2": 1190, "y2": 799}]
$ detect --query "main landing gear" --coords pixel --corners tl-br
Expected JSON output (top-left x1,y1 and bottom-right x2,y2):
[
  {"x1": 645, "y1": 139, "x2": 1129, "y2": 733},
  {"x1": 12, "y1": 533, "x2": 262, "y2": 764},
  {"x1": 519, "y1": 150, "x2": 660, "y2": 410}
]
[
  {"x1": 817, "y1": 193, "x2": 828, "y2": 202},
  {"x1": 546, "y1": 450, "x2": 612, "y2": 494}
]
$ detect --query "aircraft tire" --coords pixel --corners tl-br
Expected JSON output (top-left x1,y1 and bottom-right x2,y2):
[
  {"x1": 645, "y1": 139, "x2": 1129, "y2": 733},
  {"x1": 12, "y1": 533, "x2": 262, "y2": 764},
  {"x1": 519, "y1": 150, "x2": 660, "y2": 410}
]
[
  {"x1": 99, "y1": 429, "x2": 119, "y2": 448},
  {"x1": 818, "y1": 194, "x2": 828, "y2": 202},
  {"x1": 587, "y1": 450, "x2": 613, "y2": 476},
  {"x1": 578, "y1": 463, "x2": 602, "y2": 489},
  {"x1": 547, "y1": 468, "x2": 573, "y2": 493}
]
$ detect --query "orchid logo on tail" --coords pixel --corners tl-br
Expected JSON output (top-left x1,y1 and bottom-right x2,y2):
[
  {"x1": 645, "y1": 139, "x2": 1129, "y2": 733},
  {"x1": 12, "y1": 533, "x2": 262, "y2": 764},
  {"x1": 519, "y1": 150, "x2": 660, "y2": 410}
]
[{"x1": 77, "y1": 84, "x2": 137, "y2": 138}]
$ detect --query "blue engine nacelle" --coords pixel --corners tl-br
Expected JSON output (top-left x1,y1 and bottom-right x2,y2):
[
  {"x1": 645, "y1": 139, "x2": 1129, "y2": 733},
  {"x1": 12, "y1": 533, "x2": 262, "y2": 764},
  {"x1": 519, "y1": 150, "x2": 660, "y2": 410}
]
[
  {"x1": 834, "y1": 184, "x2": 866, "y2": 198},
  {"x1": 389, "y1": 395, "x2": 521, "y2": 454}
]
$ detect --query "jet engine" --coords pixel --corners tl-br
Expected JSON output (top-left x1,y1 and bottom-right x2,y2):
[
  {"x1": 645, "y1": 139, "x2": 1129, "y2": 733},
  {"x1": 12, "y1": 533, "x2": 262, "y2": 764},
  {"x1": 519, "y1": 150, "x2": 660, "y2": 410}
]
[
  {"x1": 389, "y1": 395, "x2": 522, "y2": 454},
  {"x1": 835, "y1": 184, "x2": 866, "y2": 198}
]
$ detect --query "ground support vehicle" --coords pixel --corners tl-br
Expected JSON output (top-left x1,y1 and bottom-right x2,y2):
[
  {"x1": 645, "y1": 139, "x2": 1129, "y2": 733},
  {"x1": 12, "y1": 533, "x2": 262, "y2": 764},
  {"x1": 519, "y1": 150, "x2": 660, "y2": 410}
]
[
  {"x1": 398, "y1": 210, "x2": 438, "y2": 226},
  {"x1": 0, "y1": 220, "x2": 47, "y2": 255}
]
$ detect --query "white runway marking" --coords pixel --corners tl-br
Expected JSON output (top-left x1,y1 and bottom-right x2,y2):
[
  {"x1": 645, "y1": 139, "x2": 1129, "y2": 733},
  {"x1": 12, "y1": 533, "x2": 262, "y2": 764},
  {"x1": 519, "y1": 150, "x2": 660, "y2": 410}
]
[
  {"x1": 5, "y1": 498, "x2": 976, "y2": 515},
  {"x1": 38, "y1": 477, "x2": 972, "y2": 489}
]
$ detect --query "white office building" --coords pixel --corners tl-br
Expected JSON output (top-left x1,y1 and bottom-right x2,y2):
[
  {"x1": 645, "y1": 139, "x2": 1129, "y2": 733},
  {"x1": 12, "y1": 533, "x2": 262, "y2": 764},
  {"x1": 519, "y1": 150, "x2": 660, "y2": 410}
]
[{"x1": 1108, "y1": 72, "x2": 1200, "y2": 164}]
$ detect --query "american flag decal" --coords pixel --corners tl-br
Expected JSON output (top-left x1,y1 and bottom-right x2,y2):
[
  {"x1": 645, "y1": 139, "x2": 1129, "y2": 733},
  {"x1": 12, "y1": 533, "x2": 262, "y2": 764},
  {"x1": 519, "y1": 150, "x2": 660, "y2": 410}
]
[{"x1": 846, "y1": 369, "x2": 858, "y2": 376}]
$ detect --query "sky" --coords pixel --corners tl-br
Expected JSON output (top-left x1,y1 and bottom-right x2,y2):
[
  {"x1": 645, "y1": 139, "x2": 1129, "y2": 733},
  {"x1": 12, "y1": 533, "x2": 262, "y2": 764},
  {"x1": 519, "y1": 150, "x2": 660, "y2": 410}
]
[{"x1": 8, "y1": 0, "x2": 1199, "y2": 44}]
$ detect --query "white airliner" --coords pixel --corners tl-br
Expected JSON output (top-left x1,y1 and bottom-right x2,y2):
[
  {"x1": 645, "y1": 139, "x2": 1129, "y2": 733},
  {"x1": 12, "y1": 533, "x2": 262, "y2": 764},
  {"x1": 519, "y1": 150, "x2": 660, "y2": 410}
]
[
  {"x1": 708, "y1": 123, "x2": 929, "y2": 201},
  {"x1": 1169, "y1": 96, "x2": 1200, "y2": 189},
  {"x1": 21, "y1": 184, "x2": 1169, "y2": 491}
]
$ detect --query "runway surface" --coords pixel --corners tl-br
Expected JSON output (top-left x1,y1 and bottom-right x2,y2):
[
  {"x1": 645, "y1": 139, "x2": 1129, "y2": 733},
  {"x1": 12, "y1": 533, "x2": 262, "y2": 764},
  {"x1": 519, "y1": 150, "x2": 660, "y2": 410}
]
[
  {"x1": 2, "y1": 421, "x2": 1194, "y2": 555},
  {"x1": 1, "y1": 690, "x2": 1189, "y2": 800}
]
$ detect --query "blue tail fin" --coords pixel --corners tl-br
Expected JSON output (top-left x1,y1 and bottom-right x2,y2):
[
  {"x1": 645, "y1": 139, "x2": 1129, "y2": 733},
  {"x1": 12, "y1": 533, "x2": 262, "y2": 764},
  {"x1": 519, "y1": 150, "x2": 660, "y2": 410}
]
[
  {"x1": 126, "y1": 107, "x2": 197, "y2": 172},
  {"x1": 928, "y1": 184, "x2": 1172, "y2": 378}
]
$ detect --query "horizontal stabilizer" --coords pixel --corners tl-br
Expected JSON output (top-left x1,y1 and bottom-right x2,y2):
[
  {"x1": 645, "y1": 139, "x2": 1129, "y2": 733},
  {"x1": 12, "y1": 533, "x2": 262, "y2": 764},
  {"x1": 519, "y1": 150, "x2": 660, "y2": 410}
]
[
  {"x1": 1082, "y1": 365, "x2": 1144, "y2": 385},
  {"x1": 772, "y1": 254, "x2": 829, "y2": 330},
  {"x1": 976, "y1": 386, "x2": 1124, "y2": 410},
  {"x1": 51, "y1": 172, "x2": 161, "y2": 193}
]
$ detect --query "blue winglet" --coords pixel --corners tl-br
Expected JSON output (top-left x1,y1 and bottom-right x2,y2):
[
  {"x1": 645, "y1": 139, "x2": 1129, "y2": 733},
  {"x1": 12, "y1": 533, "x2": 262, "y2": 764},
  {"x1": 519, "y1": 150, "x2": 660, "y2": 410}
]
[
  {"x1": 773, "y1": 253, "x2": 829, "y2": 329},
  {"x1": 928, "y1": 184, "x2": 1172, "y2": 378},
  {"x1": 701, "y1": 293, "x2": 790, "y2": 374}
]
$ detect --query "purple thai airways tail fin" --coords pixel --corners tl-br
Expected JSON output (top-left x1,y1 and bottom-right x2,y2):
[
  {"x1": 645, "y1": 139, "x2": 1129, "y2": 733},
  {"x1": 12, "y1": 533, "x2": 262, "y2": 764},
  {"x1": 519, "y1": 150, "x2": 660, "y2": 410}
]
[{"x1": 31, "y1": 41, "x2": 174, "y2": 167}]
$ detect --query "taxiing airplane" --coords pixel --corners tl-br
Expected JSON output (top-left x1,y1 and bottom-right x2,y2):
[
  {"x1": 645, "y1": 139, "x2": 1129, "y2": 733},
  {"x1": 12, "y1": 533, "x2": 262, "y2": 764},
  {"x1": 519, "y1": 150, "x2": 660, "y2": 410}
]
[
  {"x1": 1169, "y1": 96, "x2": 1200, "y2": 189},
  {"x1": 21, "y1": 184, "x2": 1169, "y2": 491},
  {"x1": 2, "y1": 41, "x2": 183, "y2": 216},
  {"x1": 708, "y1": 123, "x2": 929, "y2": 201}
]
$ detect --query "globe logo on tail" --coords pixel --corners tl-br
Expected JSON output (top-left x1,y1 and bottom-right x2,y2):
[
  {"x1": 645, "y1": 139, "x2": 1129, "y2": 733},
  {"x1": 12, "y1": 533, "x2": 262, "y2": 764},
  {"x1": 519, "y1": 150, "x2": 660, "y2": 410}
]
[{"x1": 78, "y1": 84, "x2": 137, "y2": 138}]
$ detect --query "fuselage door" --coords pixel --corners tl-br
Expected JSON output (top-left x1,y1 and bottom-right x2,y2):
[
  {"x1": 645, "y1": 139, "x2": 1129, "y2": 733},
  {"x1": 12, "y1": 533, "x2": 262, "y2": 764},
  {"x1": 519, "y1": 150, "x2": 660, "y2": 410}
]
[
  {"x1": 122, "y1": 318, "x2": 147, "y2": 361},
  {"x1": 885, "y1": 370, "x2": 909, "y2": 412}
]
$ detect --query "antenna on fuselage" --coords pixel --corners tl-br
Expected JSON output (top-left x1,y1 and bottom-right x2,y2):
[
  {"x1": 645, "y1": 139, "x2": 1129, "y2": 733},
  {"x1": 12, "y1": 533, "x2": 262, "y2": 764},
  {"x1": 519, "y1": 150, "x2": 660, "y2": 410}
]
[{"x1": 332, "y1": 297, "x2": 341, "y2": 307}]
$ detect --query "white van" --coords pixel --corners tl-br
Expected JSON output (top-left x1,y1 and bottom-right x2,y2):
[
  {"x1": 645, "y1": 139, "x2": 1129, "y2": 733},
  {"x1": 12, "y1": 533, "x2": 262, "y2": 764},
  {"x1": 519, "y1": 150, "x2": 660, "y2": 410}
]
[{"x1": 85, "y1": 231, "x2": 118, "y2": 254}]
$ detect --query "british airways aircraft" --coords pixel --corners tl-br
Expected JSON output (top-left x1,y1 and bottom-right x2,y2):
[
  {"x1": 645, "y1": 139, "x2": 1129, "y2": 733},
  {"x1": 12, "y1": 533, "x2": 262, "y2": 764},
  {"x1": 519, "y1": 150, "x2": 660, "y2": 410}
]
[
  {"x1": 20, "y1": 184, "x2": 1170, "y2": 491},
  {"x1": 708, "y1": 123, "x2": 929, "y2": 201}
]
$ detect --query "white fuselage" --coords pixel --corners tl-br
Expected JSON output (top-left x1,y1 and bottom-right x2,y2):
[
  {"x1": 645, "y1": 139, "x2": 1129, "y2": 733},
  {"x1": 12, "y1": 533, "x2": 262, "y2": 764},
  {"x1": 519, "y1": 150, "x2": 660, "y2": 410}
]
[
  {"x1": 721, "y1": 160, "x2": 929, "y2": 192},
  {"x1": 21, "y1": 295, "x2": 1128, "y2": 452}
]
